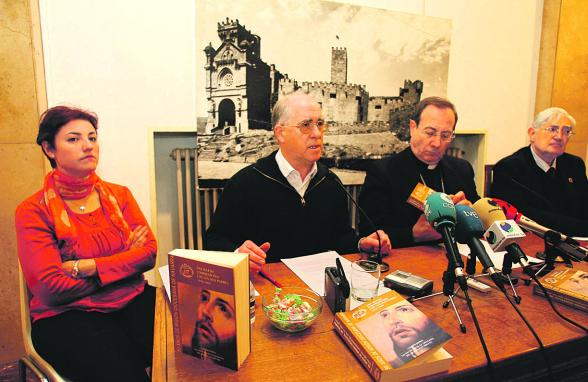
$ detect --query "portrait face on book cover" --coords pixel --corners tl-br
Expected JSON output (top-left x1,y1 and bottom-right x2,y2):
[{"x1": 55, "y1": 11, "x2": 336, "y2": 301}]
[
  {"x1": 560, "y1": 271, "x2": 588, "y2": 296},
  {"x1": 179, "y1": 284, "x2": 237, "y2": 368},
  {"x1": 357, "y1": 300, "x2": 448, "y2": 367},
  {"x1": 380, "y1": 302, "x2": 450, "y2": 366},
  {"x1": 192, "y1": 289, "x2": 237, "y2": 361}
]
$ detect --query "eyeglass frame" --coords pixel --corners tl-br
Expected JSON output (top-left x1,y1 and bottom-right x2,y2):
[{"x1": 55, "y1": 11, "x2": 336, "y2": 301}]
[
  {"x1": 418, "y1": 126, "x2": 455, "y2": 142},
  {"x1": 279, "y1": 119, "x2": 329, "y2": 135},
  {"x1": 535, "y1": 125, "x2": 574, "y2": 137}
]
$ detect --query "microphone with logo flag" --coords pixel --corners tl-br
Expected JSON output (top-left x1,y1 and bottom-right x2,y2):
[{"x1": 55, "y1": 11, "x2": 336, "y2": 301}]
[
  {"x1": 424, "y1": 192, "x2": 467, "y2": 290},
  {"x1": 472, "y1": 198, "x2": 531, "y2": 270},
  {"x1": 425, "y1": 193, "x2": 497, "y2": 375}
]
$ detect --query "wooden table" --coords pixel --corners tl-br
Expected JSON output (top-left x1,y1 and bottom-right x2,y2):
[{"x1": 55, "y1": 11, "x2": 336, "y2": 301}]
[{"x1": 152, "y1": 237, "x2": 588, "y2": 381}]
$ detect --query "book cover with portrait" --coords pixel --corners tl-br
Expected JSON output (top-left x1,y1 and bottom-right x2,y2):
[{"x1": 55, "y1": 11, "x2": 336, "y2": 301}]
[
  {"x1": 168, "y1": 249, "x2": 250, "y2": 370},
  {"x1": 333, "y1": 290, "x2": 452, "y2": 382},
  {"x1": 534, "y1": 268, "x2": 588, "y2": 313}
]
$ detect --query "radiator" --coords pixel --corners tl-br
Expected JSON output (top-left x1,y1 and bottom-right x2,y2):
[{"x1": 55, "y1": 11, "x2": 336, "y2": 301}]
[{"x1": 172, "y1": 148, "x2": 361, "y2": 250}]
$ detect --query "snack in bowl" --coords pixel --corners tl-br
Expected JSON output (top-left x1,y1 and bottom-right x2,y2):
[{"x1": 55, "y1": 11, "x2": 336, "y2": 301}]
[{"x1": 262, "y1": 287, "x2": 323, "y2": 332}]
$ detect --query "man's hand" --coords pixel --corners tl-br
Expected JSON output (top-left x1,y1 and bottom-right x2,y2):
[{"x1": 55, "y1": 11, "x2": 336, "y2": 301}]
[
  {"x1": 236, "y1": 240, "x2": 269, "y2": 274},
  {"x1": 359, "y1": 230, "x2": 392, "y2": 256},
  {"x1": 412, "y1": 214, "x2": 442, "y2": 242},
  {"x1": 449, "y1": 191, "x2": 472, "y2": 206}
]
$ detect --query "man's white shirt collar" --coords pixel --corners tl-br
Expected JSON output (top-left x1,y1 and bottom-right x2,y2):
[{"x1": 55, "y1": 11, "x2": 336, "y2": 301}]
[
  {"x1": 275, "y1": 150, "x2": 317, "y2": 197},
  {"x1": 530, "y1": 145, "x2": 557, "y2": 173}
]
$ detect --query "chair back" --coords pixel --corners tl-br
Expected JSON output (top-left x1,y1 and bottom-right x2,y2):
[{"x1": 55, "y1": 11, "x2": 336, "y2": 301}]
[
  {"x1": 484, "y1": 164, "x2": 495, "y2": 197},
  {"x1": 18, "y1": 263, "x2": 66, "y2": 382}
]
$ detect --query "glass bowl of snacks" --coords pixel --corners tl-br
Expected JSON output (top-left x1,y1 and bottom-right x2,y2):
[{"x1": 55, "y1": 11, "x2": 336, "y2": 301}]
[{"x1": 262, "y1": 287, "x2": 323, "y2": 333}]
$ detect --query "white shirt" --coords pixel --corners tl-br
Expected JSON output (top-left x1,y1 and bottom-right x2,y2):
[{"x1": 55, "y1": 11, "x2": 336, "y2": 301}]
[
  {"x1": 530, "y1": 145, "x2": 557, "y2": 173},
  {"x1": 275, "y1": 150, "x2": 317, "y2": 197}
]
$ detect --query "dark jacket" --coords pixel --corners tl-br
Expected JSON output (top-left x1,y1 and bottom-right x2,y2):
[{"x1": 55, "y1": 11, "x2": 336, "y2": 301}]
[
  {"x1": 205, "y1": 152, "x2": 359, "y2": 262},
  {"x1": 358, "y1": 147, "x2": 480, "y2": 248},
  {"x1": 491, "y1": 146, "x2": 588, "y2": 236}
]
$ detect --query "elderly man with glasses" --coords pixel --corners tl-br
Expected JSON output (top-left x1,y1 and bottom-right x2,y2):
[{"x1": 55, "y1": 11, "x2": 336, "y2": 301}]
[
  {"x1": 491, "y1": 107, "x2": 588, "y2": 236},
  {"x1": 359, "y1": 97, "x2": 480, "y2": 248},
  {"x1": 205, "y1": 91, "x2": 391, "y2": 272}
]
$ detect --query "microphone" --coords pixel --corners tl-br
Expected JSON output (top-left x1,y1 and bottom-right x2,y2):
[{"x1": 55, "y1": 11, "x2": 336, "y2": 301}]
[
  {"x1": 454, "y1": 206, "x2": 501, "y2": 272},
  {"x1": 472, "y1": 198, "x2": 530, "y2": 268},
  {"x1": 325, "y1": 170, "x2": 386, "y2": 270},
  {"x1": 426, "y1": 195, "x2": 499, "y2": 375},
  {"x1": 507, "y1": 176, "x2": 556, "y2": 210},
  {"x1": 453, "y1": 205, "x2": 482, "y2": 275},
  {"x1": 491, "y1": 198, "x2": 587, "y2": 258},
  {"x1": 424, "y1": 192, "x2": 467, "y2": 290},
  {"x1": 455, "y1": 205, "x2": 506, "y2": 291},
  {"x1": 493, "y1": 195, "x2": 588, "y2": 335},
  {"x1": 492, "y1": 197, "x2": 566, "y2": 238},
  {"x1": 473, "y1": 198, "x2": 528, "y2": 303}
]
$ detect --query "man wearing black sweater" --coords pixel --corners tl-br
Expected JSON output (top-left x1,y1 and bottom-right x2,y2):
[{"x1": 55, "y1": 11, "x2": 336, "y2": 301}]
[
  {"x1": 491, "y1": 107, "x2": 588, "y2": 236},
  {"x1": 205, "y1": 92, "x2": 391, "y2": 272},
  {"x1": 359, "y1": 97, "x2": 480, "y2": 248}
]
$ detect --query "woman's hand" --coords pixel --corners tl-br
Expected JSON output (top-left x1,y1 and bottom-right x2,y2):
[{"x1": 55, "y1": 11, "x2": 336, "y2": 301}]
[
  {"x1": 62, "y1": 259, "x2": 97, "y2": 278},
  {"x1": 126, "y1": 225, "x2": 149, "y2": 249}
]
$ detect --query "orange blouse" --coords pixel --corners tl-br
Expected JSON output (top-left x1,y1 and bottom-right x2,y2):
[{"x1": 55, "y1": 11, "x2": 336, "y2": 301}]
[{"x1": 16, "y1": 182, "x2": 157, "y2": 322}]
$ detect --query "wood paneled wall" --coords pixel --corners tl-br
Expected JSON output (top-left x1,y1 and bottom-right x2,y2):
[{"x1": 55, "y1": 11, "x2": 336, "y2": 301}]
[
  {"x1": 0, "y1": 0, "x2": 46, "y2": 363},
  {"x1": 536, "y1": 0, "x2": 588, "y2": 161}
]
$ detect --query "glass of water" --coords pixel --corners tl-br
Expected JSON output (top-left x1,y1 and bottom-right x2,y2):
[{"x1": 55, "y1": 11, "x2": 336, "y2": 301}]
[{"x1": 350, "y1": 260, "x2": 381, "y2": 302}]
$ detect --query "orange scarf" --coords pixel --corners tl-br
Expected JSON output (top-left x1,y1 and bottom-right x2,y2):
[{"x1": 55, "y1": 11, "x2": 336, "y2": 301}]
[{"x1": 43, "y1": 170, "x2": 131, "y2": 252}]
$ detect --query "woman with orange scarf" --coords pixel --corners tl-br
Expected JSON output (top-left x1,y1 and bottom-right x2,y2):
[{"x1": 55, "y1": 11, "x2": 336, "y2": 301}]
[{"x1": 15, "y1": 106, "x2": 157, "y2": 381}]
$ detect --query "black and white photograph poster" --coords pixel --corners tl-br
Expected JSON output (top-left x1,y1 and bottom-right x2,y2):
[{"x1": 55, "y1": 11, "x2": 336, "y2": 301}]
[{"x1": 195, "y1": 0, "x2": 451, "y2": 181}]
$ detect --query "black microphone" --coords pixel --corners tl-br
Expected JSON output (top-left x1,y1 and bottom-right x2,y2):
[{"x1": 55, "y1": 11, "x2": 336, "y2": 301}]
[
  {"x1": 507, "y1": 177, "x2": 556, "y2": 210},
  {"x1": 455, "y1": 205, "x2": 506, "y2": 292},
  {"x1": 424, "y1": 192, "x2": 467, "y2": 290},
  {"x1": 325, "y1": 170, "x2": 385, "y2": 269}
]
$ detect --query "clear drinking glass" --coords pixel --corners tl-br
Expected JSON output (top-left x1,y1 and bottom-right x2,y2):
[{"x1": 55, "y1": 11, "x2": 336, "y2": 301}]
[{"x1": 350, "y1": 260, "x2": 381, "y2": 302}]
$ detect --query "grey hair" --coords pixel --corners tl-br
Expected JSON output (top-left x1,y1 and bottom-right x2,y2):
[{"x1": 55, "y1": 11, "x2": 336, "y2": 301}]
[
  {"x1": 532, "y1": 107, "x2": 576, "y2": 129},
  {"x1": 271, "y1": 90, "x2": 315, "y2": 128}
]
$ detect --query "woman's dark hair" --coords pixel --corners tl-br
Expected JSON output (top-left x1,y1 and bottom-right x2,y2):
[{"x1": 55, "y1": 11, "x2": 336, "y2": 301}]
[{"x1": 37, "y1": 106, "x2": 98, "y2": 168}]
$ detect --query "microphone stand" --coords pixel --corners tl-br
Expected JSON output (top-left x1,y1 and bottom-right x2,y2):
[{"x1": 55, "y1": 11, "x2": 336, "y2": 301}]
[
  {"x1": 500, "y1": 251, "x2": 522, "y2": 303},
  {"x1": 523, "y1": 230, "x2": 577, "y2": 284},
  {"x1": 441, "y1": 265, "x2": 467, "y2": 333},
  {"x1": 407, "y1": 262, "x2": 467, "y2": 333},
  {"x1": 445, "y1": 245, "x2": 497, "y2": 379},
  {"x1": 327, "y1": 170, "x2": 389, "y2": 272},
  {"x1": 409, "y1": 245, "x2": 468, "y2": 333},
  {"x1": 409, "y1": 232, "x2": 496, "y2": 378}
]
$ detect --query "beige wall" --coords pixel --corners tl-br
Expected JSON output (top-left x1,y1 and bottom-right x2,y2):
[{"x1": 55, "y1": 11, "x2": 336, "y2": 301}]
[
  {"x1": 536, "y1": 0, "x2": 588, "y2": 161},
  {"x1": 0, "y1": 0, "x2": 47, "y2": 363}
]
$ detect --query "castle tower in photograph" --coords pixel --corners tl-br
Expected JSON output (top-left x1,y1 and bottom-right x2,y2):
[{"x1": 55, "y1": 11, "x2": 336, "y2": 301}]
[
  {"x1": 331, "y1": 47, "x2": 347, "y2": 84},
  {"x1": 203, "y1": 18, "x2": 282, "y2": 134}
]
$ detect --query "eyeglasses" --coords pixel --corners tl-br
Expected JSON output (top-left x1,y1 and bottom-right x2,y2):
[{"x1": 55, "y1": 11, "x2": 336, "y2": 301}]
[
  {"x1": 282, "y1": 119, "x2": 328, "y2": 134},
  {"x1": 420, "y1": 127, "x2": 455, "y2": 142},
  {"x1": 538, "y1": 125, "x2": 574, "y2": 137}
]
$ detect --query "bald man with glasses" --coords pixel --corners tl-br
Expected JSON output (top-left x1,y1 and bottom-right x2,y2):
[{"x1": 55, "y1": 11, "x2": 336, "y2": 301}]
[
  {"x1": 492, "y1": 107, "x2": 588, "y2": 236},
  {"x1": 205, "y1": 91, "x2": 391, "y2": 271},
  {"x1": 358, "y1": 97, "x2": 480, "y2": 248}
]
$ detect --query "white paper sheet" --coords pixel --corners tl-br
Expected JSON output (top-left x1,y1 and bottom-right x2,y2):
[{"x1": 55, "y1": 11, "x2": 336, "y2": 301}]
[
  {"x1": 457, "y1": 241, "x2": 542, "y2": 271},
  {"x1": 280, "y1": 251, "x2": 389, "y2": 307},
  {"x1": 158, "y1": 265, "x2": 171, "y2": 298}
]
